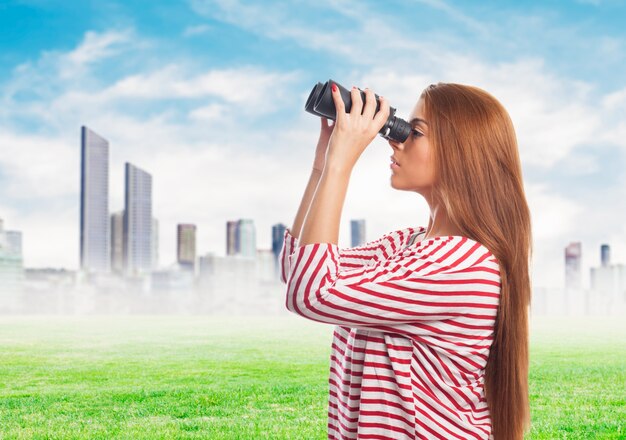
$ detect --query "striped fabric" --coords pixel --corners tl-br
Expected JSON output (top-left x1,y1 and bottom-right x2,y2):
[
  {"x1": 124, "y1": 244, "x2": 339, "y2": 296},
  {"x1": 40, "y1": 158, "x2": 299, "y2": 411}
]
[{"x1": 279, "y1": 226, "x2": 501, "y2": 439}]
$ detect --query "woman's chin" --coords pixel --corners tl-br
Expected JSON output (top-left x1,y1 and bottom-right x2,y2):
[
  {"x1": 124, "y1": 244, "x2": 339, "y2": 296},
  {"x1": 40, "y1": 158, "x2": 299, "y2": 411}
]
[{"x1": 389, "y1": 178, "x2": 402, "y2": 190}]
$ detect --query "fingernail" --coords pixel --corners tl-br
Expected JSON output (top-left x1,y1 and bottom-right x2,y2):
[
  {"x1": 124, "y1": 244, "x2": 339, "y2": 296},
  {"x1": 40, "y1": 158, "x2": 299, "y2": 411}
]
[{"x1": 332, "y1": 83, "x2": 337, "y2": 92}]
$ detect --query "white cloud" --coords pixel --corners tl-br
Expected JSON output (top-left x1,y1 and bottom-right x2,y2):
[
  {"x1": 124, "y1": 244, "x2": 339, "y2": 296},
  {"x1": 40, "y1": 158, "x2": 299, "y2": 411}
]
[
  {"x1": 182, "y1": 24, "x2": 213, "y2": 37},
  {"x1": 412, "y1": 0, "x2": 490, "y2": 37},
  {"x1": 7, "y1": 29, "x2": 135, "y2": 89},
  {"x1": 188, "y1": 0, "x2": 431, "y2": 61},
  {"x1": 0, "y1": 132, "x2": 77, "y2": 198},
  {"x1": 105, "y1": 64, "x2": 300, "y2": 105},
  {"x1": 61, "y1": 29, "x2": 134, "y2": 77}
]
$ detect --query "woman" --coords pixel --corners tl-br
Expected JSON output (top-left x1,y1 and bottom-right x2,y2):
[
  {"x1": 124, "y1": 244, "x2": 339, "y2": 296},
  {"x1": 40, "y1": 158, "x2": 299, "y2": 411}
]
[{"x1": 279, "y1": 82, "x2": 532, "y2": 439}]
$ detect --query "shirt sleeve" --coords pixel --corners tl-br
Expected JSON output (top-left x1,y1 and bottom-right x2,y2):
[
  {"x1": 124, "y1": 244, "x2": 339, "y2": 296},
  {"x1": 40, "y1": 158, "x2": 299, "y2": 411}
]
[
  {"x1": 278, "y1": 227, "x2": 420, "y2": 284},
  {"x1": 284, "y1": 236, "x2": 501, "y2": 329}
]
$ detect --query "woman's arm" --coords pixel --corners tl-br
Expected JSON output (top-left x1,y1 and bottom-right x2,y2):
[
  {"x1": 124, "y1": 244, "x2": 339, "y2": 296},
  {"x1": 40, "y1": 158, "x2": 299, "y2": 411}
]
[
  {"x1": 289, "y1": 118, "x2": 334, "y2": 239},
  {"x1": 299, "y1": 85, "x2": 390, "y2": 246},
  {"x1": 288, "y1": 168, "x2": 322, "y2": 240},
  {"x1": 298, "y1": 165, "x2": 350, "y2": 246},
  {"x1": 278, "y1": 226, "x2": 422, "y2": 284},
  {"x1": 285, "y1": 235, "x2": 500, "y2": 331}
]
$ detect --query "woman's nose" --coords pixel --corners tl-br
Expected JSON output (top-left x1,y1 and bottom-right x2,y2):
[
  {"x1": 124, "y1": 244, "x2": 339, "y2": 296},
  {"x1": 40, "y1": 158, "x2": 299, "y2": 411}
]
[{"x1": 388, "y1": 139, "x2": 403, "y2": 150}]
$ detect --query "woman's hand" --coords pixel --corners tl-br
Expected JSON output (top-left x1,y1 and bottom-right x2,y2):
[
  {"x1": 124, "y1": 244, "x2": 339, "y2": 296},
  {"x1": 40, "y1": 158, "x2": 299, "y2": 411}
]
[
  {"x1": 312, "y1": 117, "x2": 334, "y2": 173},
  {"x1": 325, "y1": 84, "x2": 391, "y2": 173}
]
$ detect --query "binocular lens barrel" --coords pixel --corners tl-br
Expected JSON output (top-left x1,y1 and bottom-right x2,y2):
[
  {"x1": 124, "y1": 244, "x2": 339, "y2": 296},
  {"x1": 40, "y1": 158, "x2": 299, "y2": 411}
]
[{"x1": 304, "y1": 79, "x2": 411, "y2": 143}]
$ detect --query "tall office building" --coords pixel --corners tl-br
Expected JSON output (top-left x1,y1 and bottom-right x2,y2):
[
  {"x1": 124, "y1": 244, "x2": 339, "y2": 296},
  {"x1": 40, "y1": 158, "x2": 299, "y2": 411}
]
[
  {"x1": 351, "y1": 219, "x2": 366, "y2": 247},
  {"x1": 226, "y1": 221, "x2": 239, "y2": 256},
  {"x1": 272, "y1": 223, "x2": 287, "y2": 259},
  {"x1": 123, "y1": 162, "x2": 152, "y2": 276},
  {"x1": 177, "y1": 224, "x2": 196, "y2": 270},
  {"x1": 600, "y1": 244, "x2": 610, "y2": 268},
  {"x1": 79, "y1": 126, "x2": 110, "y2": 273},
  {"x1": 237, "y1": 219, "x2": 256, "y2": 258},
  {"x1": 271, "y1": 223, "x2": 287, "y2": 279},
  {"x1": 110, "y1": 211, "x2": 124, "y2": 275},
  {"x1": 565, "y1": 242, "x2": 582, "y2": 290}
]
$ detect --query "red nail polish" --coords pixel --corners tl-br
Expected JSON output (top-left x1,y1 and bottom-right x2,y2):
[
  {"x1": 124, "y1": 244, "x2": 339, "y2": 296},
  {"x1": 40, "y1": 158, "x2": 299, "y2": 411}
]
[{"x1": 332, "y1": 83, "x2": 337, "y2": 92}]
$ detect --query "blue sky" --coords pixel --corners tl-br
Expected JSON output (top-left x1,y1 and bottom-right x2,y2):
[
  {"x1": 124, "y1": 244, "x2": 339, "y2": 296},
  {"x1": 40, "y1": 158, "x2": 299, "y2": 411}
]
[{"x1": 1, "y1": 0, "x2": 626, "y2": 288}]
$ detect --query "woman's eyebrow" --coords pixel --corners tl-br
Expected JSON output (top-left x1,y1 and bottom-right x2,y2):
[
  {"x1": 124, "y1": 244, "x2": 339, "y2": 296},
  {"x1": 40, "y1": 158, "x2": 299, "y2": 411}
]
[{"x1": 410, "y1": 117, "x2": 428, "y2": 126}]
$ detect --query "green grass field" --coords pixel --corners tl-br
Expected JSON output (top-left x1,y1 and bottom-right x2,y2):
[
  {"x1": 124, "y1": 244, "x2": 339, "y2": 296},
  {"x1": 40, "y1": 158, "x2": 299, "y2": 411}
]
[{"x1": 0, "y1": 314, "x2": 624, "y2": 439}]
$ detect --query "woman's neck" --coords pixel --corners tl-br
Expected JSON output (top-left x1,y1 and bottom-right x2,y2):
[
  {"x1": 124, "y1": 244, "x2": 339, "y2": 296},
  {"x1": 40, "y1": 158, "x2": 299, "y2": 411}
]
[{"x1": 422, "y1": 197, "x2": 463, "y2": 239}]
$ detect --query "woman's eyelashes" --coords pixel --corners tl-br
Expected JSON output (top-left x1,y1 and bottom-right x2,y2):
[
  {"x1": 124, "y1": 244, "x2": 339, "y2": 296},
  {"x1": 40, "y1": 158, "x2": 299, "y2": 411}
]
[{"x1": 411, "y1": 129, "x2": 424, "y2": 138}]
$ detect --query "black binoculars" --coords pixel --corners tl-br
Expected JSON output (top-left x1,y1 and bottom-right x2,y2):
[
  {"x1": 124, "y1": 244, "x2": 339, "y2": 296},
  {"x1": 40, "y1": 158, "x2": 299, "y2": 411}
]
[{"x1": 304, "y1": 79, "x2": 411, "y2": 143}]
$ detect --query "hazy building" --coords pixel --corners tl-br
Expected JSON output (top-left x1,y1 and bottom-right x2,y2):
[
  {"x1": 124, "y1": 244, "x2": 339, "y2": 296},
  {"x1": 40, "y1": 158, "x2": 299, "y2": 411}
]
[
  {"x1": 272, "y1": 223, "x2": 287, "y2": 259},
  {"x1": 152, "y1": 217, "x2": 159, "y2": 270},
  {"x1": 197, "y1": 253, "x2": 257, "y2": 313},
  {"x1": 590, "y1": 259, "x2": 626, "y2": 315},
  {"x1": 79, "y1": 126, "x2": 110, "y2": 273},
  {"x1": 351, "y1": 219, "x2": 366, "y2": 247},
  {"x1": 226, "y1": 221, "x2": 239, "y2": 256},
  {"x1": 256, "y1": 249, "x2": 275, "y2": 283},
  {"x1": 0, "y1": 219, "x2": 24, "y2": 310},
  {"x1": 237, "y1": 219, "x2": 256, "y2": 258},
  {"x1": 600, "y1": 244, "x2": 610, "y2": 268},
  {"x1": 565, "y1": 242, "x2": 582, "y2": 290},
  {"x1": 123, "y1": 162, "x2": 152, "y2": 276},
  {"x1": 177, "y1": 224, "x2": 196, "y2": 271},
  {"x1": 3, "y1": 230, "x2": 22, "y2": 257},
  {"x1": 151, "y1": 264, "x2": 194, "y2": 295},
  {"x1": 110, "y1": 211, "x2": 124, "y2": 275},
  {"x1": 271, "y1": 223, "x2": 287, "y2": 279}
]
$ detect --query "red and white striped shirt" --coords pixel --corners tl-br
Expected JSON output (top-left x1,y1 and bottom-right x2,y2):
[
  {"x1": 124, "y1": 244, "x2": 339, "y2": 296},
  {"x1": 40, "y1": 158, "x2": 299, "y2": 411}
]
[{"x1": 279, "y1": 226, "x2": 500, "y2": 439}]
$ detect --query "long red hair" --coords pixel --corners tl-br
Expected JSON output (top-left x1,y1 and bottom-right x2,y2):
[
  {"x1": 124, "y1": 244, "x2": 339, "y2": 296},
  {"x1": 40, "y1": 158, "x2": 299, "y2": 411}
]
[{"x1": 421, "y1": 83, "x2": 533, "y2": 439}]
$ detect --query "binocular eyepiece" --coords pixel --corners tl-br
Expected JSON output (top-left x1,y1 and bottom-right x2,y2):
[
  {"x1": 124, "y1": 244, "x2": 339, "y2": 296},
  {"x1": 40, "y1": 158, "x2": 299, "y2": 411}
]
[{"x1": 304, "y1": 79, "x2": 411, "y2": 143}]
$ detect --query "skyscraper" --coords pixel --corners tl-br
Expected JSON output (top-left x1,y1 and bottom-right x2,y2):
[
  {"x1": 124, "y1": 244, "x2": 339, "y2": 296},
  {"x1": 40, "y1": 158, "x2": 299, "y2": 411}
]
[
  {"x1": 177, "y1": 224, "x2": 196, "y2": 270},
  {"x1": 123, "y1": 162, "x2": 152, "y2": 276},
  {"x1": 80, "y1": 126, "x2": 110, "y2": 273},
  {"x1": 271, "y1": 223, "x2": 287, "y2": 279},
  {"x1": 110, "y1": 211, "x2": 124, "y2": 275},
  {"x1": 351, "y1": 219, "x2": 366, "y2": 247},
  {"x1": 237, "y1": 219, "x2": 256, "y2": 258},
  {"x1": 272, "y1": 223, "x2": 287, "y2": 260},
  {"x1": 226, "y1": 220, "x2": 239, "y2": 256},
  {"x1": 601, "y1": 244, "x2": 610, "y2": 268},
  {"x1": 565, "y1": 242, "x2": 582, "y2": 290}
]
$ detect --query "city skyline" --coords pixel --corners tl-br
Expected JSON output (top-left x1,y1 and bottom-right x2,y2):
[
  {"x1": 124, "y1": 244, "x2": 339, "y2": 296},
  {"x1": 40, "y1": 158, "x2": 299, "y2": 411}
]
[
  {"x1": 3, "y1": 119, "x2": 626, "y2": 292},
  {"x1": 1, "y1": 1, "x2": 626, "y2": 289}
]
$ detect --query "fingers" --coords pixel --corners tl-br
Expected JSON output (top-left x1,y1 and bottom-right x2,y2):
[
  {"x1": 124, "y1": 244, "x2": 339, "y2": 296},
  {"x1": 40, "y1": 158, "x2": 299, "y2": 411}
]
[
  {"x1": 373, "y1": 95, "x2": 391, "y2": 131},
  {"x1": 362, "y1": 88, "x2": 376, "y2": 120},
  {"x1": 350, "y1": 86, "x2": 363, "y2": 116},
  {"x1": 330, "y1": 82, "x2": 346, "y2": 123}
]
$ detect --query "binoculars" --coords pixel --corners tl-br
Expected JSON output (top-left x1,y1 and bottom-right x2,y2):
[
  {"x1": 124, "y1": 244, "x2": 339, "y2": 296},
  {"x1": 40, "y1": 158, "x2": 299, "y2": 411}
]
[{"x1": 305, "y1": 79, "x2": 411, "y2": 143}]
